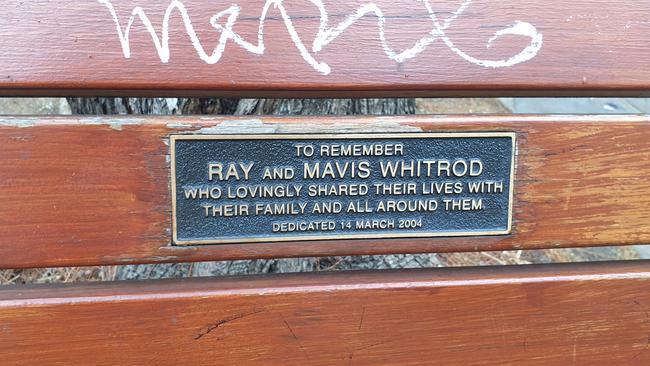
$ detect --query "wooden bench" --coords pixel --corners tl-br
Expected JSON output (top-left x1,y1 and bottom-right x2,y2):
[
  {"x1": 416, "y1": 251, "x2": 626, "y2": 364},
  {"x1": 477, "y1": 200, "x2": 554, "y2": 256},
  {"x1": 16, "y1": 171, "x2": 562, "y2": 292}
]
[{"x1": 1, "y1": 1, "x2": 650, "y2": 364}]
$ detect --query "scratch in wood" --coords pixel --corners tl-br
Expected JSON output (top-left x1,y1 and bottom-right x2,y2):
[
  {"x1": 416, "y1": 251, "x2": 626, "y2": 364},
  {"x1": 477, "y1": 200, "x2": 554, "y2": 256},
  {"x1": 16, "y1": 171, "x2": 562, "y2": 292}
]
[
  {"x1": 283, "y1": 318, "x2": 300, "y2": 342},
  {"x1": 280, "y1": 313, "x2": 311, "y2": 362},
  {"x1": 358, "y1": 306, "x2": 366, "y2": 332},
  {"x1": 355, "y1": 341, "x2": 389, "y2": 352},
  {"x1": 194, "y1": 308, "x2": 265, "y2": 340}
]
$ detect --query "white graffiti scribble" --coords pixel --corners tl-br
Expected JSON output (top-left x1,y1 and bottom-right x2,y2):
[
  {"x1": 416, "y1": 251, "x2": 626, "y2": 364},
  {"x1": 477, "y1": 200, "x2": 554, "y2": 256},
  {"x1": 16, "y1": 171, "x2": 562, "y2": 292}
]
[{"x1": 98, "y1": 0, "x2": 543, "y2": 75}]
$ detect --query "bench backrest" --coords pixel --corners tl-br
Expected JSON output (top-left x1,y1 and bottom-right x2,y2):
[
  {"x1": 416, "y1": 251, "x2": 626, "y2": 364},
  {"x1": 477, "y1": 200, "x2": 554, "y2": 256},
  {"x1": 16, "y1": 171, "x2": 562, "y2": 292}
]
[
  {"x1": 1, "y1": 1, "x2": 650, "y2": 365},
  {"x1": 0, "y1": 0, "x2": 649, "y2": 268}
]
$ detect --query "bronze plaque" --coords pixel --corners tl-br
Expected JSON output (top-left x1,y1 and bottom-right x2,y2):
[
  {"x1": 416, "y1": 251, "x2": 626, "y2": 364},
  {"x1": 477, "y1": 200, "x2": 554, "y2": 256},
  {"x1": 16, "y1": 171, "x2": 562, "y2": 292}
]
[{"x1": 171, "y1": 133, "x2": 515, "y2": 245}]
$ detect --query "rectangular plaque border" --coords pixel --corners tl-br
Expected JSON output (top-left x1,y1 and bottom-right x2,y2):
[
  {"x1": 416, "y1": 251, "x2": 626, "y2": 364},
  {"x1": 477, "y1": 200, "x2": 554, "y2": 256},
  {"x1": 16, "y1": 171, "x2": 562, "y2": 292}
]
[{"x1": 170, "y1": 132, "x2": 516, "y2": 246}]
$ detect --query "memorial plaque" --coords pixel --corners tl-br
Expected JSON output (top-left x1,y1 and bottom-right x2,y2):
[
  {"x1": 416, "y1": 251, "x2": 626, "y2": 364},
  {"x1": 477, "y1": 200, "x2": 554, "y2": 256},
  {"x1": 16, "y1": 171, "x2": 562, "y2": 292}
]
[{"x1": 171, "y1": 133, "x2": 515, "y2": 245}]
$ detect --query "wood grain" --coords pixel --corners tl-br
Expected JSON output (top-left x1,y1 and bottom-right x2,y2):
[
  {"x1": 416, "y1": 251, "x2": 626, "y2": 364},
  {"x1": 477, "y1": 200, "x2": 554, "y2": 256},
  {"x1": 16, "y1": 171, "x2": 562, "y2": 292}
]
[
  {"x1": 1, "y1": 261, "x2": 650, "y2": 365},
  {"x1": 0, "y1": 115, "x2": 649, "y2": 268},
  {"x1": 1, "y1": 0, "x2": 650, "y2": 96}
]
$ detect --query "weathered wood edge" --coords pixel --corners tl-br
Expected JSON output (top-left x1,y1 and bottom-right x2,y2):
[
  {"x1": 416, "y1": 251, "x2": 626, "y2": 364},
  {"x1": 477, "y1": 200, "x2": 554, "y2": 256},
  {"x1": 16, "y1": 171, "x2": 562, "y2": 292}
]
[
  {"x1": 3, "y1": 88, "x2": 650, "y2": 98},
  {"x1": 1, "y1": 260, "x2": 647, "y2": 302}
]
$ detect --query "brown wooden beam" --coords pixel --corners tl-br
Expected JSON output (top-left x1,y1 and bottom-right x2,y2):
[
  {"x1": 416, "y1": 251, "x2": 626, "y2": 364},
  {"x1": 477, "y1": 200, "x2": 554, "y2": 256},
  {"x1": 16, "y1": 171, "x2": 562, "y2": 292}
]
[
  {"x1": 1, "y1": 261, "x2": 650, "y2": 365},
  {"x1": 0, "y1": 115, "x2": 649, "y2": 268},
  {"x1": 1, "y1": 0, "x2": 650, "y2": 96}
]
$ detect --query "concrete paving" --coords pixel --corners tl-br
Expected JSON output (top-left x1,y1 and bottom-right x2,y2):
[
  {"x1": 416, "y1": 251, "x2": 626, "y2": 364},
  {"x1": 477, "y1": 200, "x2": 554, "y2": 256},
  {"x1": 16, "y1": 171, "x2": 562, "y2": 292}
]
[
  {"x1": 500, "y1": 97, "x2": 649, "y2": 114},
  {"x1": 0, "y1": 98, "x2": 71, "y2": 115}
]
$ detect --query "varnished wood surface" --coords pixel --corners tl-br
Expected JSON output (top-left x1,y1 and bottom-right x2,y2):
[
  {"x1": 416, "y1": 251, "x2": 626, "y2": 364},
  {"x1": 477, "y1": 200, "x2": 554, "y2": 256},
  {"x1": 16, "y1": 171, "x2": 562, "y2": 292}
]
[
  {"x1": 1, "y1": 261, "x2": 649, "y2": 365},
  {"x1": 0, "y1": 115, "x2": 649, "y2": 268},
  {"x1": 1, "y1": 0, "x2": 650, "y2": 96}
]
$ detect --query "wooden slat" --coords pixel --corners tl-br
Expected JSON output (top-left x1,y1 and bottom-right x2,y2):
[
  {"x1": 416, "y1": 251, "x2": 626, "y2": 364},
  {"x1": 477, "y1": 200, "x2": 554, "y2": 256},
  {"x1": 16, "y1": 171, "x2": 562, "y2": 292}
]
[
  {"x1": 1, "y1": 0, "x2": 650, "y2": 96},
  {"x1": 0, "y1": 115, "x2": 649, "y2": 268},
  {"x1": 1, "y1": 261, "x2": 650, "y2": 365}
]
